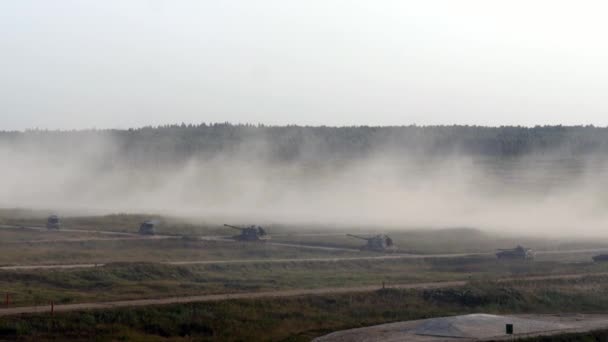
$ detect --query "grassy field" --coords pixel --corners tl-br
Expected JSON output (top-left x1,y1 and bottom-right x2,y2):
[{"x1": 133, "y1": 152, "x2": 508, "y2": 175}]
[
  {"x1": 0, "y1": 227, "x2": 603, "y2": 266},
  {"x1": 2, "y1": 209, "x2": 608, "y2": 341},
  {"x1": 0, "y1": 209, "x2": 221, "y2": 236},
  {"x1": 4, "y1": 275, "x2": 608, "y2": 341},
  {"x1": 3, "y1": 209, "x2": 608, "y2": 255},
  {"x1": 271, "y1": 227, "x2": 608, "y2": 255},
  {"x1": 0, "y1": 228, "x2": 115, "y2": 243},
  {"x1": 2, "y1": 256, "x2": 608, "y2": 307},
  {"x1": 0, "y1": 236, "x2": 371, "y2": 266},
  {"x1": 1, "y1": 209, "x2": 608, "y2": 309}
]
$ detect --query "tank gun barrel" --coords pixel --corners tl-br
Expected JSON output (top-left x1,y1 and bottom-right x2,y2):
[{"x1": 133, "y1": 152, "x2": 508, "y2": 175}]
[
  {"x1": 347, "y1": 234, "x2": 371, "y2": 241},
  {"x1": 224, "y1": 224, "x2": 243, "y2": 231}
]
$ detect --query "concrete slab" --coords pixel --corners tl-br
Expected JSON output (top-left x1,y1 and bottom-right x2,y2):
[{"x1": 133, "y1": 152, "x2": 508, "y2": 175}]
[{"x1": 314, "y1": 314, "x2": 608, "y2": 342}]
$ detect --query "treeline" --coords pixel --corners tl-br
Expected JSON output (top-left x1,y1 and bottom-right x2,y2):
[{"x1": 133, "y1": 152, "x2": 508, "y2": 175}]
[{"x1": 1, "y1": 124, "x2": 607, "y2": 164}]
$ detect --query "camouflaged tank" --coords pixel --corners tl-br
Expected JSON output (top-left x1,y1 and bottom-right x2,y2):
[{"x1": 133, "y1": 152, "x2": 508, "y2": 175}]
[
  {"x1": 496, "y1": 245, "x2": 534, "y2": 260},
  {"x1": 224, "y1": 224, "x2": 270, "y2": 241},
  {"x1": 46, "y1": 215, "x2": 60, "y2": 230},
  {"x1": 139, "y1": 220, "x2": 157, "y2": 235}
]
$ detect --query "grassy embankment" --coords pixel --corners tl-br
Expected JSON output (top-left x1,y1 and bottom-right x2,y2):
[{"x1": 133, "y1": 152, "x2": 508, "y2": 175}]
[
  {"x1": 3, "y1": 275, "x2": 608, "y2": 341},
  {"x1": 2, "y1": 257, "x2": 608, "y2": 307}
]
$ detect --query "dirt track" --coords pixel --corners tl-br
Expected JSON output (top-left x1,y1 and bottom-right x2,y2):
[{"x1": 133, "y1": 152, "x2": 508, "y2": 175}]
[
  {"x1": 0, "y1": 224, "x2": 142, "y2": 237},
  {"x1": 3, "y1": 248, "x2": 608, "y2": 271},
  {"x1": 0, "y1": 252, "x2": 487, "y2": 270},
  {"x1": 0, "y1": 224, "x2": 181, "y2": 245},
  {"x1": 0, "y1": 280, "x2": 466, "y2": 317},
  {"x1": 3, "y1": 223, "x2": 608, "y2": 274},
  {"x1": 1, "y1": 272, "x2": 607, "y2": 317}
]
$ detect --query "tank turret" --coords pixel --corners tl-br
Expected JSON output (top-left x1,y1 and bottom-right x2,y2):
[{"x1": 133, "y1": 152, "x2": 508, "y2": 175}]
[
  {"x1": 347, "y1": 234, "x2": 395, "y2": 251},
  {"x1": 224, "y1": 224, "x2": 270, "y2": 241}
]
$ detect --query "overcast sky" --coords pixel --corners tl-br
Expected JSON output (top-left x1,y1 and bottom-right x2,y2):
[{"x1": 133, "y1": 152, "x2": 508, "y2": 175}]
[{"x1": 1, "y1": 1, "x2": 608, "y2": 130}]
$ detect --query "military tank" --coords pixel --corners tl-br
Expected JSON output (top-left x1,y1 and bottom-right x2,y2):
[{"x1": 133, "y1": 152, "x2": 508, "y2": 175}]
[
  {"x1": 224, "y1": 224, "x2": 270, "y2": 241},
  {"x1": 496, "y1": 245, "x2": 534, "y2": 260},
  {"x1": 592, "y1": 254, "x2": 608, "y2": 262},
  {"x1": 347, "y1": 234, "x2": 395, "y2": 252},
  {"x1": 138, "y1": 220, "x2": 157, "y2": 235},
  {"x1": 46, "y1": 215, "x2": 60, "y2": 230}
]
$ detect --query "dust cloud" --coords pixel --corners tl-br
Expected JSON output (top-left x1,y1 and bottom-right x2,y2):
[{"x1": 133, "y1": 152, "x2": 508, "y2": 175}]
[{"x1": 1, "y1": 131, "x2": 608, "y2": 237}]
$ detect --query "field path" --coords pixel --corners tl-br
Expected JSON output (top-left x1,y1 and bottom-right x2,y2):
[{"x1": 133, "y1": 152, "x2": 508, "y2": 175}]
[
  {"x1": 1, "y1": 272, "x2": 608, "y2": 317},
  {"x1": 0, "y1": 224, "x2": 142, "y2": 237},
  {"x1": 0, "y1": 224, "x2": 181, "y2": 244},
  {"x1": 0, "y1": 280, "x2": 466, "y2": 317},
  {"x1": 4, "y1": 247, "x2": 608, "y2": 271},
  {"x1": 0, "y1": 252, "x2": 487, "y2": 270}
]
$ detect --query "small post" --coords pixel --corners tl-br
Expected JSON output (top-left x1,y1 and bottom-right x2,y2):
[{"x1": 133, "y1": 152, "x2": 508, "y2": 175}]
[
  {"x1": 4, "y1": 293, "x2": 9, "y2": 306},
  {"x1": 50, "y1": 301, "x2": 54, "y2": 316},
  {"x1": 506, "y1": 323, "x2": 513, "y2": 335},
  {"x1": 382, "y1": 281, "x2": 385, "y2": 289}
]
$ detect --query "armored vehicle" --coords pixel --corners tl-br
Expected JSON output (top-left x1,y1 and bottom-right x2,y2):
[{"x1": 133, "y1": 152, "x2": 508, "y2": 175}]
[
  {"x1": 592, "y1": 254, "x2": 608, "y2": 262},
  {"x1": 496, "y1": 245, "x2": 534, "y2": 260},
  {"x1": 347, "y1": 234, "x2": 395, "y2": 251},
  {"x1": 138, "y1": 221, "x2": 157, "y2": 235},
  {"x1": 224, "y1": 224, "x2": 270, "y2": 241},
  {"x1": 46, "y1": 215, "x2": 60, "y2": 230}
]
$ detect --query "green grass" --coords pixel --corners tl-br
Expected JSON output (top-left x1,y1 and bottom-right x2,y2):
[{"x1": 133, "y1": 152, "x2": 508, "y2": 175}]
[
  {"x1": 0, "y1": 237, "x2": 368, "y2": 266},
  {"x1": 0, "y1": 209, "x2": 227, "y2": 236},
  {"x1": 4, "y1": 276, "x2": 608, "y2": 341},
  {"x1": 3, "y1": 209, "x2": 608, "y2": 340},
  {"x1": 272, "y1": 227, "x2": 608, "y2": 255},
  {"x1": 0, "y1": 228, "x2": 111, "y2": 242},
  {"x1": 3, "y1": 257, "x2": 608, "y2": 307}
]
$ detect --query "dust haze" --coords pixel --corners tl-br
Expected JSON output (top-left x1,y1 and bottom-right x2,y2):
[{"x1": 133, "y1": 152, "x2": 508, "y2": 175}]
[{"x1": 2, "y1": 131, "x2": 608, "y2": 237}]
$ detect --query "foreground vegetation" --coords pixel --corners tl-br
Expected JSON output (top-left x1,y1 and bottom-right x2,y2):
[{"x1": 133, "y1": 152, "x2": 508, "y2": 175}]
[
  {"x1": 2, "y1": 210, "x2": 608, "y2": 340},
  {"x1": 2, "y1": 256, "x2": 608, "y2": 308},
  {"x1": 3, "y1": 275, "x2": 608, "y2": 341}
]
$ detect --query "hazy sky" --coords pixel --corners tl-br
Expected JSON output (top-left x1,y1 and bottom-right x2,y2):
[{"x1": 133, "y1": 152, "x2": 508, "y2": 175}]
[{"x1": 1, "y1": 1, "x2": 608, "y2": 130}]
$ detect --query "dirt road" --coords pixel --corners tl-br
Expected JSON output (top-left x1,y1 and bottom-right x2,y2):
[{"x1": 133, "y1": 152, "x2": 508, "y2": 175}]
[
  {"x1": 0, "y1": 252, "x2": 487, "y2": 270},
  {"x1": 265, "y1": 241, "x2": 361, "y2": 252},
  {"x1": 4, "y1": 223, "x2": 608, "y2": 255},
  {"x1": 1, "y1": 272, "x2": 607, "y2": 317},
  {"x1": 3, "y1": 235, "x2": 180, "y2": 245},
  {"x1": 198, "y1": 235, "x2": 362, "y2": 252},
  {"x1": 0, "y1": 224, "x2": 140, "y2": 236},
  {"x1": 4, "y1": 247, "x2": 608, "y2": 271},
  {"x1": 0, "y1": 280, "x2": 466, "y2": 317},
  {"x1": 0, "y1": 224, "x2": 180, "y2": 244}
]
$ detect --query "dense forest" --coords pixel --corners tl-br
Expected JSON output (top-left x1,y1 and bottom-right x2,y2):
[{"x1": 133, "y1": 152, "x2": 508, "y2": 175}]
[{"x1": 1, "y1": 124, "x2": 607, "y2": 165}]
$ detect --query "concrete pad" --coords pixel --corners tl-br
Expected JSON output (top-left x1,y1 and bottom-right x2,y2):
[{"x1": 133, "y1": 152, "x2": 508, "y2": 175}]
[{"x1": 314, "y1": 313, "x2": 608, "y2": 342}]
